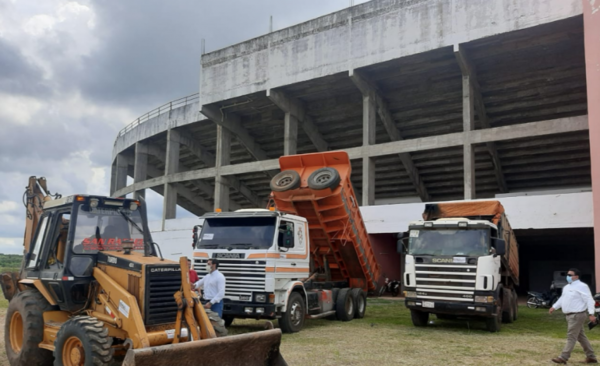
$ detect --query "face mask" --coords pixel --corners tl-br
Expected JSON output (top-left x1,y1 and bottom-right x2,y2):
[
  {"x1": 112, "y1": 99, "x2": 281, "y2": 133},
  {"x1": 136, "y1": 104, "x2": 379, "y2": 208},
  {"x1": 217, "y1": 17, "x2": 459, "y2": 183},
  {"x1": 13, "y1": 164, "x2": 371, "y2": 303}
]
[
  {"x1": 566, "y1": 275, "x2": 573, "y2": 284},
  {"x1": 206, "y1": 264, "x2": 212, "y2": 272}
]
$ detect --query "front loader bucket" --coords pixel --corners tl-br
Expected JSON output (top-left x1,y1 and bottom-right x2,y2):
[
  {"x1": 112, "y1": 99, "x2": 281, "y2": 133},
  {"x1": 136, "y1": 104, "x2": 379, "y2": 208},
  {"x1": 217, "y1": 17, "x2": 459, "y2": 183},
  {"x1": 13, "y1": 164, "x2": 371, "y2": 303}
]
[{"x1": 122, "y1": 329, "x2": 287, "y2": 366}]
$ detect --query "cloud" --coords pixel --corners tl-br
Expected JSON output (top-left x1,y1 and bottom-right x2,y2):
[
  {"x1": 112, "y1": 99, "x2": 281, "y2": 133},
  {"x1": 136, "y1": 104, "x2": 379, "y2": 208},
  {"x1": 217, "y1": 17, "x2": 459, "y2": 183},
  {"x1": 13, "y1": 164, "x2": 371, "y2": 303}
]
[
  {"x1": 0, "y1": 37, "x2": 50, "y2": 97},
  {"x1": 0, "y1": 0, "x2": 366, "y2": 253}
]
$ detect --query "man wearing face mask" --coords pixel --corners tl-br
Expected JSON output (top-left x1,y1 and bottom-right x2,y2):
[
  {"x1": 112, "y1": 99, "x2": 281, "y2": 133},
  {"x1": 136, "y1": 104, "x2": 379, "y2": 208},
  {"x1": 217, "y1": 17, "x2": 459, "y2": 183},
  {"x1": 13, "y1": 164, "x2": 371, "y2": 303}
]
[
  {"x1": 193, "y1": 259, "x2": 226, "y2": 317},
  {"x1": 549, "y1": 268, "x2": 597, "y2": 364}
]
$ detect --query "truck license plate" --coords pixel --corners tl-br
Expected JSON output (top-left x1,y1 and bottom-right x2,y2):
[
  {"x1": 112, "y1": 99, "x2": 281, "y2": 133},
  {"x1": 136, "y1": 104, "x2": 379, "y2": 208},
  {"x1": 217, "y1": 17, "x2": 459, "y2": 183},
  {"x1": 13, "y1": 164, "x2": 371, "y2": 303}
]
[
  {"x1": 423, "y1": 301, "x2": 435, "y2": 308},
  {"x1": 240, "y1": 295, "x2": 250, "y2": 301}
]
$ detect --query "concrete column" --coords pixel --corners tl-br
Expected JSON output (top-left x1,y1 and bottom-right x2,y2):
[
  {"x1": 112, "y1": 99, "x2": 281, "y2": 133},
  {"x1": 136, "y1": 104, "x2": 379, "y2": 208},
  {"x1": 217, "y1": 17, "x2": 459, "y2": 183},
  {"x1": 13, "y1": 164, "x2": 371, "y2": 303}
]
[
  {"x1": 162, "y1": 129, "x2": 180, "y2": 226},
  {"x1": 133, "y1": 142, "x2": 148, "y2": 200},
  {"x1": 462, "y1": 75, "x2": 476, "y2": 200},
  {"x1": 583, "y1": 0, "x2": 600, "y2": 291},
  {"x1": 284, "y1": 112, "x2": 298, "y2": 155},
  {"x1": 214, "y1": 125, "x2": 231, "y2": 211},
  {"x1": 111, "y1": 153, "x2": 128, "y2": 197},
  {"x1": 362, "y1": 92, "x2": 376, "y2": 206}
]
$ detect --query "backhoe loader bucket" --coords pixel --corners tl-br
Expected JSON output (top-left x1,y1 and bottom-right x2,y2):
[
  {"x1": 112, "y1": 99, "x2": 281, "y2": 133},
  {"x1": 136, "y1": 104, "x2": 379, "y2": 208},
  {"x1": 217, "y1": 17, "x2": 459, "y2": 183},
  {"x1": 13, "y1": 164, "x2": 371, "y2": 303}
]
[{"x1": 122, "y1": 329, "x2": 287, "y2": 366}]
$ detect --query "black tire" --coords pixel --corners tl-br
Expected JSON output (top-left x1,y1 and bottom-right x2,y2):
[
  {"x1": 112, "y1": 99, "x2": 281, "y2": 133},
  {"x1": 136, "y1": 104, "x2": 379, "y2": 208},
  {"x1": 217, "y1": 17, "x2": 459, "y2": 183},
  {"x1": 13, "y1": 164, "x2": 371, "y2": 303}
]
[
  {"x1": 270, "y1": 170, "x2": 301, "y2": 192},
  {"x1": 410, "y1": 309, "x2": 429, "y2": 327},
  {"x1": 351, "y1": 288, "x2": 367, "y2": 319},
  {"x1": 336, "y1": 288, "x2": 355, "y2": 321},
  {"x1": 486, "y1": 315, "x2": 502, "y2": 332},
  {"x1": 511, "y1": 289, "x2": 518, "y2": 321},
  {"x1": 526, "y1": 296, "x2": 538, "y2": 309},
  {"x1": 502, "y1": 289, "x2": 514, "y2": 324},
  {"x1": 5, "y1": 290, "x2": 54, "y2": 366},
  {"x1": 307, "y1": 168, "x2": 341, "y2": 190},
  {"x1": 53, "y1": 316, "x2": 113, "y2": 366},
  {"x1": 223, "y1": 315, "x2": 235, "y2": 327},
  {"x1": 279, "y1": 292, "x2": 305, "y2": 333}
]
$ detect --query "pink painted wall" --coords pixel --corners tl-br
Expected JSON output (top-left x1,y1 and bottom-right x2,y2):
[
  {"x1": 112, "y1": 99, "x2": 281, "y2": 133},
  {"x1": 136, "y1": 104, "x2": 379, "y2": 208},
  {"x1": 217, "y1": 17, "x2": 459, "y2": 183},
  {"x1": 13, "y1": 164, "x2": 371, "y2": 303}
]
[
  {"x1": 369, "y1": 233, "x2": 402, "y2": 285},
  {"x1": 584, "y1": 0, "x2": 600, "y2": 291}
]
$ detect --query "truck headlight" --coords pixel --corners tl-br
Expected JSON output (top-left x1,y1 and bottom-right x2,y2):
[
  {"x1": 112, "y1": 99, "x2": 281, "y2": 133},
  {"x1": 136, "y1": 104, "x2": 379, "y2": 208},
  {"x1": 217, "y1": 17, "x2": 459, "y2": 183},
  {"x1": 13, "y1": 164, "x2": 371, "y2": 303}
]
[
  {"x1": 256, "y1": 307, "x2": 265, "y2": 314},
  {"x1": 405, "y1": 291, "x2": 417, "y2": 298},
  {"x1": 255, "y1": 294, "x2": 266, "y2": 303},
  {"x1": 475, "y1": 296, "x2": 494, "y2": 303}
]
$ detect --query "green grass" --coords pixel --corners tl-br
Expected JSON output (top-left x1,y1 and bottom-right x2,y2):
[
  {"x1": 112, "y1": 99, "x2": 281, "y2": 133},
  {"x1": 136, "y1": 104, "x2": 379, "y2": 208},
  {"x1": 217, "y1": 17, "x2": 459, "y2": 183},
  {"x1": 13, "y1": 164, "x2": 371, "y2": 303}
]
[{"x1": 229, "y1": 299, "x2": 600, "y2": 365}]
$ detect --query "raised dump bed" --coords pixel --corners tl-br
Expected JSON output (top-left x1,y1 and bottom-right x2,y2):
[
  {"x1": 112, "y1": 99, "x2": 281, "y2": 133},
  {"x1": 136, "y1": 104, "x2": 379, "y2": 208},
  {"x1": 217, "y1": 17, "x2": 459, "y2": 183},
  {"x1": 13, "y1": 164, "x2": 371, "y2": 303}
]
[{"x1": 270, "y1": 151, "x2": 381, "y2": 292}]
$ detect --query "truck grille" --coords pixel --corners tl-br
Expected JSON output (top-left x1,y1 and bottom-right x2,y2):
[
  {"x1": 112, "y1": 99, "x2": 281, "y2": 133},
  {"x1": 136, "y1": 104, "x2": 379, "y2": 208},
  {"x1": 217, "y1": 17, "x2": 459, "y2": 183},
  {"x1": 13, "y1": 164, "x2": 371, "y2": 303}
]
[
  {"x1": 194, "y1": 258, "x2": 266, "y2": 300},
  {"x1": 144, "y1": 265, "x2": 181, "y2": 326},
  {"x1": 415, "y1": 264, "x2": 476, "y2": 302}
]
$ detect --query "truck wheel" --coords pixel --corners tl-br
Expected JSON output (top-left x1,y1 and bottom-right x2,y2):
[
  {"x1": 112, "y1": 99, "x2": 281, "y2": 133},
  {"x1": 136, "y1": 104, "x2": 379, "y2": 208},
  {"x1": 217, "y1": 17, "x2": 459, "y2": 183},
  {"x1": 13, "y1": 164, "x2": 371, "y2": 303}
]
[
  {"x1": 223, "y1": 315, "x2": 235, "y2": 327},
  {"x1": 336, "y1": 288, "x2": 355, "y2": 321},
  {"x1": 5, "y1": 290, "x2": 54, "y2": 366},
  {"x1": 410, "y1": 310, "x2": 429, "y2": 327},
  {"x1": 308, "y1": 168, "x2": 341, "y2": 190},
  {"x1": 486, "y1": 314, "x2": 502, "y2": 332},
  {"x1": 511, "y1": 289, "x2": 518, "y2": 321},
  {"x1": 502, "y1": 289, "x2": 514, "y2": 323},
  {"x1": 279, "y1": 292, "x2": 305, "y2": 333},
  {"x1": 53, "y1": 316, "x2": 113, "y2": 366},
  {"x1": 351, "y1": 288, "x2": 367, "y2": 319},
  {"x1": 270, "y1": 170, "x2": 301, "y2": 192}
]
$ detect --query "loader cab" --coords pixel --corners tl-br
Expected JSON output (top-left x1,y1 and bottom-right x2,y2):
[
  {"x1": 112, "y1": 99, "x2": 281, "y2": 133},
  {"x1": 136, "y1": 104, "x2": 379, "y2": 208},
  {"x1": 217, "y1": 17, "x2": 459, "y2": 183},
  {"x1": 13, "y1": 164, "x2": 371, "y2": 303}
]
[{"x1": 24, "y1": 195, "x2": 151, "y2": 312}]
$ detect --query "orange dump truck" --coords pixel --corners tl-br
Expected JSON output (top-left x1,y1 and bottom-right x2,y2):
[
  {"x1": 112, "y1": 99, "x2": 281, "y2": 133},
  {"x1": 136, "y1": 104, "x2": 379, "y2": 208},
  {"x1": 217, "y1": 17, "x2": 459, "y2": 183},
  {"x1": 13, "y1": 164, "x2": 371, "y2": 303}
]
[
  {"x1": 401, "y1": 201, "x2": 519, "y2": 332},
  {"x1": 192, "y1": 151, "x2": 381, "y2": 333}
]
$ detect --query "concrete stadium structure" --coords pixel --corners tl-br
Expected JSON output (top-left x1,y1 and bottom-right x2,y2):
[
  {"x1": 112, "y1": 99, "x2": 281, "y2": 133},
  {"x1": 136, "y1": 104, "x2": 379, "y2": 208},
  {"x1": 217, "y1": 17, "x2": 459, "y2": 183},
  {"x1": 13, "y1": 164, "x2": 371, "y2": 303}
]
[{"x1": 111, "y1": 0, "x2": 600, "y2": 292}]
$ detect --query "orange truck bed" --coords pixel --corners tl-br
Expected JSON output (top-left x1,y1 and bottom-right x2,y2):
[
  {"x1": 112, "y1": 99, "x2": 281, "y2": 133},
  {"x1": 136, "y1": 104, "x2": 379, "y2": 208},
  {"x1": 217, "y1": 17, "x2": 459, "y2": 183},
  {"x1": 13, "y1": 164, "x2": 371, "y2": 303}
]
[
  {"x1": 423, "y1": 201, "x2": 519, "y2": 285},
  {"x1": 270, "y1": 151, "x2": 381, "y2": 292}
]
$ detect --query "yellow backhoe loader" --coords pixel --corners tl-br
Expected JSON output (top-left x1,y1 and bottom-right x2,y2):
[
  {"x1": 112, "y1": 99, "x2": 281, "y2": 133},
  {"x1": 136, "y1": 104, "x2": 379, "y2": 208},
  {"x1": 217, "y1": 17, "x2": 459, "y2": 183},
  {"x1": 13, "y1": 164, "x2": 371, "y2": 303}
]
[{"x1": 1, "y1": 177, "x2": 286, "y2": 366}]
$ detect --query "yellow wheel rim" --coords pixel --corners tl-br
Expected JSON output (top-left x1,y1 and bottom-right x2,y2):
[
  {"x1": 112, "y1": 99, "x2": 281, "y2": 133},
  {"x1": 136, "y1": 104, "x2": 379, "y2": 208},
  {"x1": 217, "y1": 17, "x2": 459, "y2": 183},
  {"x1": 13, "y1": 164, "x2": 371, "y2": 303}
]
[
  {"x1": 9, "y1": 311, "x2": 23, "y2": 353},
  {"x1": 62, "y1": 336, "x2": 85, "y2": 366}
]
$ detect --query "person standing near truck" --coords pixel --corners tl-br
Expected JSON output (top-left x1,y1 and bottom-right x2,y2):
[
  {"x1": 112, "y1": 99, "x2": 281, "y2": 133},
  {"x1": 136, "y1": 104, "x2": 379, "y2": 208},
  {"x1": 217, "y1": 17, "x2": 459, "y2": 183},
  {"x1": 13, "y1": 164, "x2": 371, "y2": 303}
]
[
  {"x1": 194, "y1": 258, "x2": 226, "y2": 317},
  {"x1": 549, "y1": 268, "x2": 597, "y2": 364}
]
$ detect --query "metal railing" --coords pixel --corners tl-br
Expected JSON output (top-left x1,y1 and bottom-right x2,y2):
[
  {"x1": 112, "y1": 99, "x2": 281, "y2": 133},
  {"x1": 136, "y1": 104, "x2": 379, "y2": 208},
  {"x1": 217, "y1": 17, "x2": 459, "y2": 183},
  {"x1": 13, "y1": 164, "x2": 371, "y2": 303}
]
[{"x1": 117, "y1": 93, "x2": 199, "y2": 137}]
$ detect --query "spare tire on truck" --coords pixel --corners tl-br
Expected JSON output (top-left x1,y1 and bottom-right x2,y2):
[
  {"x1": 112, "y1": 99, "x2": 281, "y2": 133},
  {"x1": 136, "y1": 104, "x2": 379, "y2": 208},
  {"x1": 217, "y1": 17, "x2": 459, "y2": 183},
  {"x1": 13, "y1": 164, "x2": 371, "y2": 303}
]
[
  {"x1": 270, "y1": 170, "x2": 301, "y2": 192},
  {"x1": 307, "y1": 168, "x2": 341, "y2": 190},
  {"x1": 5, "y1": 290, "x2": 54, "y2": 366}
]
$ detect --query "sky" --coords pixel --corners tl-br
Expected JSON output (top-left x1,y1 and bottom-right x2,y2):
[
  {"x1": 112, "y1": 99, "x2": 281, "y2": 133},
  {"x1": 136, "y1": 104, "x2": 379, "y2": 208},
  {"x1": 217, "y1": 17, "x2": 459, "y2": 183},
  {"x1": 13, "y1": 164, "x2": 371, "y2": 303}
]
[{"x1": 0, "y1": 0, "x2": 368, "y2": 255}]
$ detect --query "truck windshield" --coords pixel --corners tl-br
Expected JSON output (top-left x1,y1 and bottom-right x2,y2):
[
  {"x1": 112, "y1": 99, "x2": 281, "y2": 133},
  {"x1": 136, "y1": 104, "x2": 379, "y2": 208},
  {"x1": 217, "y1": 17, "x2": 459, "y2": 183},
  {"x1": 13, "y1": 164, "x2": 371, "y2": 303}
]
[
  {"x1": 72, "y1": 206, "x2": 144, "y2": 254},
  {"x1": 198, "y1": 217, "x2": 276, "y2": 250},
  {"x1": 408, "y1": 229, "x2": 490, "y2": 256}
]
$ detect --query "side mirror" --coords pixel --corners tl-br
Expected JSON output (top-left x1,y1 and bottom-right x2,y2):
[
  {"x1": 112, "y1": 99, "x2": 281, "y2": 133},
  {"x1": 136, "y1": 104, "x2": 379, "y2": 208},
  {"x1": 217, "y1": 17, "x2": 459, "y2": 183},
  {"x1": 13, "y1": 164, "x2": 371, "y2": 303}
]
[
  {"x1": 192, "y1": 225, "x2": 202, "y2": 248},
  {"x1": 397, "y1": 240, "x2": 406, "y2": 254},
  {"x1": 281, "y1": 231, "x2": 294, "y2": 248},
  {"x1": 492, "y1": 238, "x2": 506, "y2": 256}
]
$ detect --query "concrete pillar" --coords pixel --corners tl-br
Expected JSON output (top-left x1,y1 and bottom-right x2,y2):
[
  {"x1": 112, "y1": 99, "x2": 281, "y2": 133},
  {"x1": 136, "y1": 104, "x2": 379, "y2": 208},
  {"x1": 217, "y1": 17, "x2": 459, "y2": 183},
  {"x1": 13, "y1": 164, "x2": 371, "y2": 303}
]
[
  {"x1": 583, "y1": 0, "x2": 600, "y2": 291},
  {"x1": 362, "y1": 92, "x2": 376, "y2": 206},
  {"x1": 214, "y1": 125, "x2": 231, "y2": 211},
  {"x1": 133, "y1": 142, "x2": 148, "y2": 200},
  {"x1": 162, "y1": 129, "x2": 180, "y2": 226},
  {"x1": 111, "y1": 153, "x2": 128, "y2": 197},
  {"x1": 462, "y1": 75, "x2": 476, "y2": 200},
  {"x1": 284, "y1": 112, "x2": 298, "y2": 156}
]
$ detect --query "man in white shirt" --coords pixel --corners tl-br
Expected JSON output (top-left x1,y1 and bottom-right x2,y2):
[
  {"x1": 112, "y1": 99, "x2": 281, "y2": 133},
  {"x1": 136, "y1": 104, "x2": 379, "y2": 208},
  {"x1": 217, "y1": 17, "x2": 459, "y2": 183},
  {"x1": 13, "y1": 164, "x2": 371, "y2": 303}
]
[
  {"x1": 549, "y1": 268, "x2": 597, "y2": 364},
  {"x1": 194, "y1": 259, "x2": 226, "y2": 317}
]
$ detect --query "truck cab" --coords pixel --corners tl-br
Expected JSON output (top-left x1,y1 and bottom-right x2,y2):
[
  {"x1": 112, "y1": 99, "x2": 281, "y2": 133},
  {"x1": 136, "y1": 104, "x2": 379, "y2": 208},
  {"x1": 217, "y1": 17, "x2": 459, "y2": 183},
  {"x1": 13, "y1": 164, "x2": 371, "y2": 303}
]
[{"x1": 193, "y1": 209, "x2": 310, "y2": 328}]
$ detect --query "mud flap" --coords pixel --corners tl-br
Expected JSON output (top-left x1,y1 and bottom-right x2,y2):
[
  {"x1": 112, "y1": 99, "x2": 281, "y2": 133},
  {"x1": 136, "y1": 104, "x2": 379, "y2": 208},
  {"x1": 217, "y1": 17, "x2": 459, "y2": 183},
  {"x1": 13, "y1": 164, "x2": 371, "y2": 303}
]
[{"x1": 122, "y1": 329, "x2": 287, "y2": 366}]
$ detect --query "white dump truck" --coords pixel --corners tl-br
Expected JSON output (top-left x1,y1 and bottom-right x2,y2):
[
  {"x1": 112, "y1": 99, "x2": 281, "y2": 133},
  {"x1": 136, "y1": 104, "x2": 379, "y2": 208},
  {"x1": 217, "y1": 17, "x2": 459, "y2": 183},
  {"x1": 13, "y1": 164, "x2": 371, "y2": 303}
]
[{"x1": 401, "y1": 201, "x2": 519, "y2": 332}]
